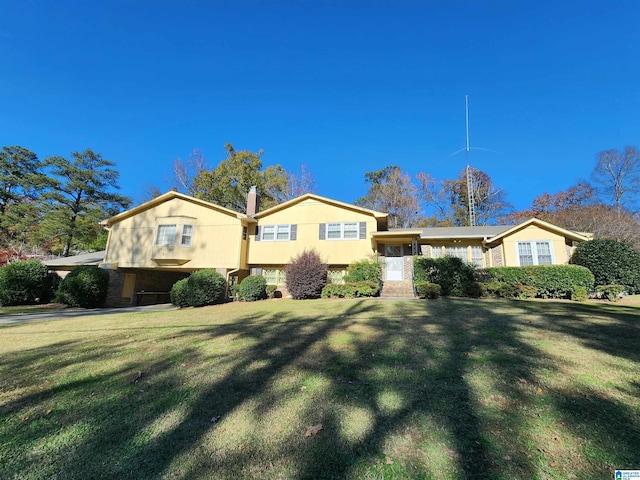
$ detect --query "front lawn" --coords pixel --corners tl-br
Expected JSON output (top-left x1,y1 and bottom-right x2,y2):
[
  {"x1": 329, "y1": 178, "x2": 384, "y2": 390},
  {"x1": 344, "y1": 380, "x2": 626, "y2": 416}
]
[{"x1": 1, "y1": 298, "x2": 638, "y2": 479}]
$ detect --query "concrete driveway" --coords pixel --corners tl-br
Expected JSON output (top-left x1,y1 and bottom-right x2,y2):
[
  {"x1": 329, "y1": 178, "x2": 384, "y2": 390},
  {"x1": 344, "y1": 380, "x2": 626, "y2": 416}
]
[{"x1": 0, "y1": 303, "x2": 178, "y2": 325}]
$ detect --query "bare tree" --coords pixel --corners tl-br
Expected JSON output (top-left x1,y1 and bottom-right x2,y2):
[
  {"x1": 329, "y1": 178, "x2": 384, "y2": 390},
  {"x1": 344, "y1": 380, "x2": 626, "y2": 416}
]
[
  {"x1": 286, "y1": 163, "x2": 317, "y2": 199},
  {"x1": 355, "y1": 166, "x2": 420, "y2": 228},
  {"x1": 592, "y1": 146, "x2": 640, "y2": 214},
  {"x1": 416, "y1": 172, "x2": 452, "y2": 224},
  {"x1": 171, "y1": 148, "x2": 209, "y2": 196}
]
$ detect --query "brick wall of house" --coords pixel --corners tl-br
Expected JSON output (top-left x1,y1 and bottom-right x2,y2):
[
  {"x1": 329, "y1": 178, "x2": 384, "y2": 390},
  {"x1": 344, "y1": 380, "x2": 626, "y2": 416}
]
[
  {"x1": 104, "y1": 269, "x2": 189, "y2": 307},
  {"x1": 490, "y1": 245, "x2": 503, "y2": 267}
]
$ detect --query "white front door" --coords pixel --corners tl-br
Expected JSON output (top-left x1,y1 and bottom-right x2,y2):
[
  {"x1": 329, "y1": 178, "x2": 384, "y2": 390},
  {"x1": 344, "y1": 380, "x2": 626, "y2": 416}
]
[{"x1": 385, "y1": 245, "x2": 404, "y2": 281}]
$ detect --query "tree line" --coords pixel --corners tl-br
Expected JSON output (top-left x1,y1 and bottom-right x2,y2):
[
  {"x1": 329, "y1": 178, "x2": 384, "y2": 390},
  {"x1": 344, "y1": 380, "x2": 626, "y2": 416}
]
[
  {"x1": 2, "y1": 143, "x2": 638, "y2": 260},
  {"x1": 0, "y1": 146, "x2": 130, "y2": 258}
]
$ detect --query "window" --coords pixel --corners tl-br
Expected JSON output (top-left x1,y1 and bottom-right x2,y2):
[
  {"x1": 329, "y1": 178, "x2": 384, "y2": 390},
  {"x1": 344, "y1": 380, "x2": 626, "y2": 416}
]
[
  {"x1": 517, "y1": 241, "x2": 553, "y2": 266},
  {"x1": 445, "y1": 245, "x2": 468, "y2": 262},
  {"x1": 431, "y1": 244, "x2": 484, "y2": 267},
  {"x1": 325, "y1": 222, "x2": 361, "y2": 240},
  {"x1": 328, "y1": 269, "x2": 346, "y2": 284},
  {"x1": 263, "y1": 269, "x2": 286, "y2": 285},
  {"x1": 156, "y1": 224, "x2": 193, "y2": 247},
  {"x1": 156, "y1": 224, "x2": 176, "y2": 246},
  {"x1": 262, "y1": 225, "x2": 275, "y2": 241},
  {"x1": 471, "y1": 245, "x2": 484, "y2": 267},
  {"x1": 258, "y1": 224, "x2": 296, "y2": 241},
  {"x1": 180, "y1": 224, "x2": 194, "y2": 246}
]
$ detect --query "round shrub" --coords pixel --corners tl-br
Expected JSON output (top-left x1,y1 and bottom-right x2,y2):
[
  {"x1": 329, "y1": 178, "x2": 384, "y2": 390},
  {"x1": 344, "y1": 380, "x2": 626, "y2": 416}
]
[
  {"x1": 285, "y1": 249, "x2": 328, "y2": 300},
  {"x1": 415, "y1": 281, "x2": 441, "y2": 299},
  {"x1": 239, "y1": 275, "x2": 267, "y2": 301},
  {"x1": 56, "y1": 266, "x2": 109, "y2": 308},
  {"x1": 170, "y1": 278, "x2": 190, "y2": 307},
  {"x1": 0, "y1": 260, "x2": 50, "y2": 306},
  {"x1": 186, "y1": 269, "x2": 227, "y2": 307},
  {"x1": 571, "y1": 239, "x2": 640, "y2": 293}
]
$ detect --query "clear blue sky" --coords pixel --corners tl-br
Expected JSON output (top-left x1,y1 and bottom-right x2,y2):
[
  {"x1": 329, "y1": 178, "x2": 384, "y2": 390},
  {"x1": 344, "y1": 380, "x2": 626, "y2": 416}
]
[{"x1": 2, "y1": 0, "x2": 638, "y2": 213}]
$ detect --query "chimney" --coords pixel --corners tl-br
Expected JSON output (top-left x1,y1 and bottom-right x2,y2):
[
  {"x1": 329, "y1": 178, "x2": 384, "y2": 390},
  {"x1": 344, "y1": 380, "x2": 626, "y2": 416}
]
[{"x1": 246, "y1": 186, "x2": 260, "y2": 216}]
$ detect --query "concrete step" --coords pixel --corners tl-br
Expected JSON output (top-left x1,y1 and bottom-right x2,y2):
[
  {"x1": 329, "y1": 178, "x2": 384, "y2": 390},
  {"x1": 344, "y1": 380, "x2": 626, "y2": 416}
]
[{"x1": 380, "y1": 280, "x2": 415, "y2": 298}]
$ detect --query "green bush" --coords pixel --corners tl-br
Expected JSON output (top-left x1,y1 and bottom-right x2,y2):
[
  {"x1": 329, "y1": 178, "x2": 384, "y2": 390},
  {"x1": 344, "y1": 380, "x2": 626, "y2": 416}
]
[
  {"x1": 285, "y1": 249, "x2": 327, "y2": 300},
  {"x1": 56, "y1": 266, "x2": 109, "y2": 308},
  {"x1": 414, "y1": 257, "x2": 476, "y2": 297},
  {"x1": 344, "y1": 258, "x2": 382, "y2": 284},
  {"x1": 571, "y1": 285, "x2": 588, "y2": 302},
  {"x1": 41, "y1": 272, "x2": 62, "y2": 304},
  {"x1": 0, "y1": 260, "x2": 50, "y2": 306},
  {"x1": 414, "y1": 281, "x2": 441, "y2": 299},
  {"x1": 481, "y1": 265, "x2": 594, "y2": 300},
  {"x1": 170, "y1": 278, "x2": 190, "y2": 307},
  {"x1": 595, "y1": 284, "x2": 626, "y2": 302},
  {"x1": 266, "y1": 284, "x2": 278, "y2": 299},
  {"x1": 185, "y1": 269, "x2": 227, "y2": 307},
  {"x1": 571, "y1": 239, "x2": 640, "y2": 293},
  {"x1": 321, "y1": 281, "x2": 380, "y2": 299},
  {"x1": 239, "y1": 275, "x2": 267, "y2": 301}
]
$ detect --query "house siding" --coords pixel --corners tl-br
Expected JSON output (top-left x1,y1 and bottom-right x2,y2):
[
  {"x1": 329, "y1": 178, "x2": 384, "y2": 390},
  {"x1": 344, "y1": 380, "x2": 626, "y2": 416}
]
[{"x1": 248, "y1": 198, "x2": 378, "y2": 266}]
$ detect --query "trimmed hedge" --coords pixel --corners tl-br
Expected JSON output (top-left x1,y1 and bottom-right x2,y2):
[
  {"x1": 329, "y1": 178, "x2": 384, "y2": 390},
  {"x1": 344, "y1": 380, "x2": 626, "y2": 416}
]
[
  {"x1": 285, "y1": 249, "x2": 327, "y2": 300},
  {"x1": 344, "y1": 258, "x2": 382, "y2": 284},
  {"x1": 595, "y1": 284, "x2": 626, "y2": 302},
  {"x1": 413, "y1": 257, "x2": 478, "y2": 297},
  {"x1": 321, "y1": 281, "x2": 380, "y2": 299},
  {"x1": 170, "y1": 278, "x2": 190, "y2": 307},
  {"x1": 239, "y1": 275, "x2": 267, "y2": 301},
  {"x1": 0, "y1": 260, "x2": 51, "y2": 306},
  {"x1": 185, "y1": 269, "x2": 227, "y2": 307},
  {"x1": 571, "y1": 239, "x2": 640, "y2": 294},
  {"x1": 480, "y1": 265, "x2": 595, "y2": 299},
  {"x1": 415, "y1": 281, "x2": 441, "y2": 299},
  {"x1": 56, "y1": 265, "x2": 109, "y2": 308}
]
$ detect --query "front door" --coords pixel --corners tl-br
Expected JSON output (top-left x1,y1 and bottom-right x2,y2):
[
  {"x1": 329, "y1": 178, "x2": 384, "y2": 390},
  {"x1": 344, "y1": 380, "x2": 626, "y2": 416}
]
[{"x1": 385, "y1": 245, "x2": 404, "y2": 281}]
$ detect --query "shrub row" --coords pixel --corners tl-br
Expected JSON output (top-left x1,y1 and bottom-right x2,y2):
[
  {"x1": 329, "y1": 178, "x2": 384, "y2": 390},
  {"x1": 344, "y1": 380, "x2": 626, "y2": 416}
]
[
  {"x1": 571, "y1": 239, "x2": 640, "y2": 293},
  {"x1": 321, "y1": 281, "x2": 380, "y2": 299},
  {"x1": 413, "y1": 257, "x2": 479, "y2": 297},
  {"x1": 170, "y1": 269, "x2": 226, "y2": 307},
  {"x1": 0, "y1": 261, "x2": 107, "y2": 308},
  {"x1": 479, "y1": 265, "x2": 595, "y2": 299}
]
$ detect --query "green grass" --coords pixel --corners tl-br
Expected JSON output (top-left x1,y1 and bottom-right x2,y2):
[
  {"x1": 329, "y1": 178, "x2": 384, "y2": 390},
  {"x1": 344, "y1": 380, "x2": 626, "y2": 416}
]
[{"x1": 1, "y1": 298, "x2": 639, "y2": 479}]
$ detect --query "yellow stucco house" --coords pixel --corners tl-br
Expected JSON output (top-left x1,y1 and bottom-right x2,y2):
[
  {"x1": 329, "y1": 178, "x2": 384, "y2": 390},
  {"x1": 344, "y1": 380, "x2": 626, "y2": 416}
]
[{"x1": 97, "y1": 189, "x2": 591, "y2": 305}]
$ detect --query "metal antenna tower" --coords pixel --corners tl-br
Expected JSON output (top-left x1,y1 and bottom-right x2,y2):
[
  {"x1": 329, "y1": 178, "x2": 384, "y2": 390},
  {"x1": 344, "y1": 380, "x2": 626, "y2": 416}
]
[{"x1": 465, "y1": 95, "x2": 477, "y2": 227}]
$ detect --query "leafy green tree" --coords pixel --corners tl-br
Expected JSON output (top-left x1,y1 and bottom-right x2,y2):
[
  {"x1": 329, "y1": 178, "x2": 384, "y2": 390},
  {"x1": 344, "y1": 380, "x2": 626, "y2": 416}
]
[
  {"x1": 41, "y1": 150, "x2": 130, "y2": 256},
  {"x1": 355, "y1": 166, "x2": 419, "y2": 228},
  {"x1": 192, "y1": 143, "x2": 288, "y2": 212},
  {"x1": 0, "y1": 146, "x2": 47, "y2": 247}
]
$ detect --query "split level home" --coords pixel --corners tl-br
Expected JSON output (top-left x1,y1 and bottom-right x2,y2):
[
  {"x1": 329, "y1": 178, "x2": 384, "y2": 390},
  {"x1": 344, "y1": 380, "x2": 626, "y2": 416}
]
[{"x1": 95, "y1": 188, "x2": 592, "y2": 306}]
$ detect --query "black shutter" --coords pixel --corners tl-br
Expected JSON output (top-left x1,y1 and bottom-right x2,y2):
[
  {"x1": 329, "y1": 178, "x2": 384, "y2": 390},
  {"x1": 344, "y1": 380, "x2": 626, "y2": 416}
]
[
  {"x1": 255, "y1": 226, "x2": 261, "y2": 241},
  {"x1": 359, "y1": 222, "x2": 366, "y2": 239},
  {"x1": 290, "y1": 224, "x2": 297, "y2": 241},
  {"x1": 319, "y1": 223, "x2": 326, "y2": 240}
]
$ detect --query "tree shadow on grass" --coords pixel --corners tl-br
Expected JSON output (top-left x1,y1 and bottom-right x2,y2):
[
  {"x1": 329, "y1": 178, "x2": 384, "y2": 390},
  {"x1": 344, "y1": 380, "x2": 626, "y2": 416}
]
[{"x1": 1, "y1": 298, "x2": 638, "y2": 479}]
